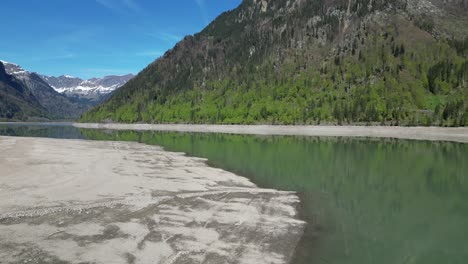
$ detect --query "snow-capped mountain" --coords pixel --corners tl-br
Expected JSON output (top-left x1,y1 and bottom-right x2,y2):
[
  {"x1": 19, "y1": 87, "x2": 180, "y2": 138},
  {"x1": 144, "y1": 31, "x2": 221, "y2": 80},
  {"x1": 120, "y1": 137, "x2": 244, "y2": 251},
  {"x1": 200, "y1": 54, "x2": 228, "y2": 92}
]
[
  {"x1": 1, "y1": 60, "x2": 88, "y2": 119},
  {"x1": 0, "y1": 59, "x2": 133, "y2": 119},
  {"x1": 0, "y1": 61, "x2": 48, "y2": 120},
  {"x1": 1, "y1": 60, "x2": 133, "y2": 100},
  {"x1": 41, "y1": 74, "x2": 134, "y2": 100},
  {"x1": 0, "y1": 60, "x2": 27, "y2": 75}
]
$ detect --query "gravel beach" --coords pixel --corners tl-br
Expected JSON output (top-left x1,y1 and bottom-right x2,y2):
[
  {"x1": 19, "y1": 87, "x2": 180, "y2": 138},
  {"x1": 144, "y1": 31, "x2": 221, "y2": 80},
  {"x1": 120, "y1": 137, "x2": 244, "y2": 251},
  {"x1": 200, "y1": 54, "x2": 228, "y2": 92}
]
[
  {"x1": 74, "y1": 123, "x2": 468, "y2": 143},
  {"x1": 0, "y1": 136, "x2": 304, "y2": 264}
]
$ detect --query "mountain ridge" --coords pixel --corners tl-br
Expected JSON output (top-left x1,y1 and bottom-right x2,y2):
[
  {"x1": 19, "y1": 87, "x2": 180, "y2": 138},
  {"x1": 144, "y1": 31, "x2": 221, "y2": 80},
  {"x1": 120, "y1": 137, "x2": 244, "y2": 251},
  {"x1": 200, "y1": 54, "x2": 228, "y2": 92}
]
[
  {"x1": 2, "y1": 61, "x2": 88, "y2": 119},
  {"x1": 41, "y1": 74, "x2": 134, "y2": 103},
  {"x1": 1, "y1": 60, "x2": 134, "y2": 119},
  {"x1": 0, "y1": 61, "x2": 48, "y2": 120},
  {"x1": 77, "y1": 0, "x2": 466, "y2": 126}
]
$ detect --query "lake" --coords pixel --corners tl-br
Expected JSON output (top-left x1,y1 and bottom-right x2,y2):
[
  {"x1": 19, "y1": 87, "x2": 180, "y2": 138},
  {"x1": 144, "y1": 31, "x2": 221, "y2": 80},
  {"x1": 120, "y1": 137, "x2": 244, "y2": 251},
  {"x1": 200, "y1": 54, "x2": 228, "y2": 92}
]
[{"x1": 1, "y1": 123, "x2": 467, "y2": 264}]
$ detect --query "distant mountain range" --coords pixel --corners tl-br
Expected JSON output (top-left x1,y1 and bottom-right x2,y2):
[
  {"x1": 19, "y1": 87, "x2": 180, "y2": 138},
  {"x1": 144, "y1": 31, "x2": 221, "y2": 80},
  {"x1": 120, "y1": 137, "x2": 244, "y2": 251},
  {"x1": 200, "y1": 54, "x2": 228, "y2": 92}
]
[
  {"x1": 0, "y1": 60, "x2": 133, "y2": 120},
  {"x1": 41, "y1": 74, "x2": 134, "y2": 103}
]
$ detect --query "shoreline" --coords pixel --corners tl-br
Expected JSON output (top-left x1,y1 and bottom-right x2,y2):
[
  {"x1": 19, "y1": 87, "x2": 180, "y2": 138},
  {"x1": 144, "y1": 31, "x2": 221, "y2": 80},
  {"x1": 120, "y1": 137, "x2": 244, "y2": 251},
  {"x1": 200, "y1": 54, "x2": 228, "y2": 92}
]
[
  {"x1": 0, "y1": 136, "x2": 304, "y2": 263},
  {"x1": 73, "y1": 123, "x2": 468, "y2": 143},
  {"x1": 0, "y1": 121, "x2": 74, "y2": 126}
]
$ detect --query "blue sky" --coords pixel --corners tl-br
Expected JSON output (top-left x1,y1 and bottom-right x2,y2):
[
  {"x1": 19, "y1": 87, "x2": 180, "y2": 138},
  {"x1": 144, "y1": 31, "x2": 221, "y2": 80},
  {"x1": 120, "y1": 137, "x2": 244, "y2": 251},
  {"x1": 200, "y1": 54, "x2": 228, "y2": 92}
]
[{"x1": 1, "y1": 0, "x2": 241, "y2": 79}]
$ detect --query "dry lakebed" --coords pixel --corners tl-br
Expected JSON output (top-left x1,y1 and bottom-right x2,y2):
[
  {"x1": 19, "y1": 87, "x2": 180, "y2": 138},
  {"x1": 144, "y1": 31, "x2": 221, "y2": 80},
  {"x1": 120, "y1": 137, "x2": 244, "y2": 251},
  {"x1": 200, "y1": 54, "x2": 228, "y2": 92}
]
[{"x1": 0, "y1": 136, "x2": 304, "y2": 264}]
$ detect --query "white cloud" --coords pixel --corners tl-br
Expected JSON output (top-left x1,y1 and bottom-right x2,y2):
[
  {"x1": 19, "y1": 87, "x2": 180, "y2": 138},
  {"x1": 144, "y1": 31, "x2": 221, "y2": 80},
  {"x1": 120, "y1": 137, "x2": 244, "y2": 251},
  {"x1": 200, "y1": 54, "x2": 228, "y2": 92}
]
[
  {"x1": 31, "y1": 53, "x2": 76, "y2": 61},
  {"x1": 96, "y1": 0, "x2": 120, "y2": 12},
  {"x1": 159, "y1": 32, "x2": 182, "y2": 42},
  {"x1": 146, "y1": 32, "x2": 182, "y2": 43},
  {"x1": 135, "y1": 51, "x2": 164, "y2": 58},
  {"x1": 194, "y1": 0, "x2": 209, "y2": 25},
  {"x1": 122, "y1": 0, "x2": 141, "y2": 12},
  {"x1": 48, "y1": 29, "x2": 98, "y2": 44},
  {"x1": 96, "y1": 0, "x2": 143, "y2": 15},
  {"x1": 82, "y1": 68, "x2": 136, "y2": 75}
]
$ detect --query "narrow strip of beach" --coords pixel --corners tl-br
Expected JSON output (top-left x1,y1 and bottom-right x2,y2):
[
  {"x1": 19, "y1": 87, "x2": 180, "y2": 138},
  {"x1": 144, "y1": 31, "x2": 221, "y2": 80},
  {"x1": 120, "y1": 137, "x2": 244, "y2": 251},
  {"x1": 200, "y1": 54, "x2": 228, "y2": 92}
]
[
  {"x1": 0, "y1": 136, "x2": 304, "y2": 263},
  {"x1": 74, "y1": 123, "x2": 468, "y2": 143}
]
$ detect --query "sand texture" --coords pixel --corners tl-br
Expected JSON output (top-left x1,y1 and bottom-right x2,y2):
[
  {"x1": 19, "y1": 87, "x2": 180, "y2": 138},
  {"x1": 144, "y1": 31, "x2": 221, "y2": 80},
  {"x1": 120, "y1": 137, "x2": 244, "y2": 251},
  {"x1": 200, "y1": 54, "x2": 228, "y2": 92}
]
[{"x1": 0, "y1": 136, "x2": 304, "y2": 264}]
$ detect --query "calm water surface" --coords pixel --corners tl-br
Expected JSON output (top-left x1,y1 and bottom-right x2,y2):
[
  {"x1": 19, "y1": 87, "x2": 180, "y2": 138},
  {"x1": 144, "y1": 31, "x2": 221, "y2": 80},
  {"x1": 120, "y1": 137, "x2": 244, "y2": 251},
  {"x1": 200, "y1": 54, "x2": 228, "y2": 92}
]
[{"x1": 1, "y1": 123, "x2": 467, "y2": 264}]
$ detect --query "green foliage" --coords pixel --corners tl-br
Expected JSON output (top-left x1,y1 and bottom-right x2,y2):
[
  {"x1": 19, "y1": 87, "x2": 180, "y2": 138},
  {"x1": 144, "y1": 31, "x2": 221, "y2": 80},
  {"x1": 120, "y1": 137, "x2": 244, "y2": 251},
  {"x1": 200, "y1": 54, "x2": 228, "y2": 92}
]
[
  {"x1": 448, "y1": 37, "x2": 468, "y2": 56},
  {"x1": 81, "y1": 2, "x2": 468, "y2": 127},
  {"x1": 413, "y1": 14, "x2": 435, "y2": 33},
  {"x1": 427, "y1": 59, "x2": 468, "y2": 94}
]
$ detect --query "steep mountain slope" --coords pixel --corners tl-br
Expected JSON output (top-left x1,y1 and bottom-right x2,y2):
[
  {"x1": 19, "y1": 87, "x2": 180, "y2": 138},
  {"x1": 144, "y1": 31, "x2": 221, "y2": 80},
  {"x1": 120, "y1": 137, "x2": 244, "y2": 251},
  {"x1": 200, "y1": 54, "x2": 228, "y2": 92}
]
[
  {"x1": 2, "y1": 61, "x2": 88, "y2": 119},
  {"x1": 0, "y1": 62, "x2": 48, "y2": 120},
  {"x1": 41, "y1": 74, "x2": 134, "y2": 104},
  {"x1": 82, "y1": 0, "x2": 468, "y2": 126},
  {"x1": 2, "y1": 61, "x2": 132, "y2": 119}
]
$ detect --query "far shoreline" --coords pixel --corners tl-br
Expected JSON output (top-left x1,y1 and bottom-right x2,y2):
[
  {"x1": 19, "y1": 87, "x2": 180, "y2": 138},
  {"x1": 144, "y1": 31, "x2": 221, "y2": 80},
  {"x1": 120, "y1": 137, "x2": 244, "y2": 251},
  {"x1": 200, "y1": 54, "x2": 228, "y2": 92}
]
[
  {"x1": 0, "y1": 121, "x2": 74, "y2": 126},
  {"x1": 72, "y1": 123, "x2": 468, "y2": 143}
]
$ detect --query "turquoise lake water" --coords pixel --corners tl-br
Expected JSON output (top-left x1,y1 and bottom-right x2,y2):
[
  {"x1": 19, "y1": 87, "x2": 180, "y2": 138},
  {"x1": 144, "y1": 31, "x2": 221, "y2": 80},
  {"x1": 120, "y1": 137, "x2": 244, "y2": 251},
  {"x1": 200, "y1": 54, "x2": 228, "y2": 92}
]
[{"x1": 1, "y1": 123, "x2": 467, "y2": 264}]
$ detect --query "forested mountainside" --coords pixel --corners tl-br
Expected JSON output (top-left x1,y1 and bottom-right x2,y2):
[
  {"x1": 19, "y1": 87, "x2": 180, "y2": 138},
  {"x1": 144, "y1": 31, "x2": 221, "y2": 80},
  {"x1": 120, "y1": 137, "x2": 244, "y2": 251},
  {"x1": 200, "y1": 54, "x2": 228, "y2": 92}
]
[
  {"x1": 82, "y1": 0, "x2": 468, "y2": 126},
  {"x1": 0, "y1": 62, "x2": 48, "y2": 120}
]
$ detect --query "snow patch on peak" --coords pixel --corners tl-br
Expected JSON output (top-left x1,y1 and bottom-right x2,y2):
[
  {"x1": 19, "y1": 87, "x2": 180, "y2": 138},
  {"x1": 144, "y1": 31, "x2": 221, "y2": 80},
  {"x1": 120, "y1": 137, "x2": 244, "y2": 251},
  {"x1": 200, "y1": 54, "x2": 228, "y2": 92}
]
[
  {"x1": 42, "y1": 74, "x2": 134, "y2": 98},
  {"x1": 0, "y1": 60, "x2": 20, "y2": 68},
  {"x1": 1, "y1": 60, "x2": 27, "y2": 76},
  {"x1": 55, "y1": 84, "x2": 120, "y2": 94}
]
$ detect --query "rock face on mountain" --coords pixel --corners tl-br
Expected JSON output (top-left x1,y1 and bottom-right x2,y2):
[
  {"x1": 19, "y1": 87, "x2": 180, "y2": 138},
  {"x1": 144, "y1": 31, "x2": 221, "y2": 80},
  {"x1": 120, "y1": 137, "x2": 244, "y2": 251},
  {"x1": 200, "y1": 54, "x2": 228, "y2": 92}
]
[
  {"x1": 1, "y1": 61, "x2": 133, "y2": 120},
  {"x1": 41, "y1": 74, "x2": 134, "y2": 104},
  {"x1": 82, "y1": 0, "x2": 468, "y2": 126},
  {"x1": 0, "y1": 62, "x2": 47, "y2": 120},
  {"x1": 2, "y1": 61, "x2": 87, "y2": 119}
]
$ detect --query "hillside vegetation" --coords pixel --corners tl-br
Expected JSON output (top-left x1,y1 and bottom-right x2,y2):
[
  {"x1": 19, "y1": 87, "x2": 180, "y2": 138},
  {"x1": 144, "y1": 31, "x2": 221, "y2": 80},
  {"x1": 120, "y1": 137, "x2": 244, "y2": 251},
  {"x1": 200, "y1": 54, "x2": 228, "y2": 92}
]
[{"x1": 82, "y1": 0, "x2": 468, "y2": 126}]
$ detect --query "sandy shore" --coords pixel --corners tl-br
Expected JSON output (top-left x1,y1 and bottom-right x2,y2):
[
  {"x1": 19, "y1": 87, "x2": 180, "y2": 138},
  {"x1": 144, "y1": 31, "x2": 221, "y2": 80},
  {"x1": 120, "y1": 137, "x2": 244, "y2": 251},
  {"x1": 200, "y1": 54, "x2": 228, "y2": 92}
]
[
  {"x1": 0, "y1": 136, "x2": 304, "y2": 264},
  {"x1": 74, "y1": 123, "x2": 468, "y2": 143}
]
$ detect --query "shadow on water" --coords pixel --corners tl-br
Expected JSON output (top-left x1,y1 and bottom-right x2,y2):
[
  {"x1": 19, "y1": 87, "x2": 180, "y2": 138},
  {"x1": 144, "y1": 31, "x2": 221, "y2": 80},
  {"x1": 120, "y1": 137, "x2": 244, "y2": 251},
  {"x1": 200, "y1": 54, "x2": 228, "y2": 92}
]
[
  {"x1": 0, "y1": 123, "x2": 85, "y2": 139},
  {"x1": 1, "y1": 124, "x2": 467, "y2": 264}
]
